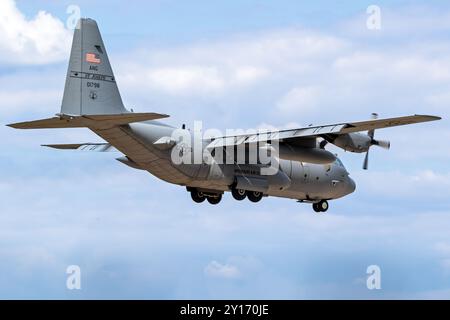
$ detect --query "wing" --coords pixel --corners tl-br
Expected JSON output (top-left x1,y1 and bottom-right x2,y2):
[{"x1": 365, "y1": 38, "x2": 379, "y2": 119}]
[
  {"x1": 7, "y1": 112, "x2": 169, "y2": 130},
  {"x1": 42, "y1": 143, "x2": 118, "y2": 152},
  {"x1": 206, "y1": 114, "x2": 441, "y2": 149}
]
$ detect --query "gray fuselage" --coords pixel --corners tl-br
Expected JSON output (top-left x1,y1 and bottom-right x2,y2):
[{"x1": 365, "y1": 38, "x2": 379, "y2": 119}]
[{"x1": 93, "y1": 121, "x2": 356, "y2": 202}]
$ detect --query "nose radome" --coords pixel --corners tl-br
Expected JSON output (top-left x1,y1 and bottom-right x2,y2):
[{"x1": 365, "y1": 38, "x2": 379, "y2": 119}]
[{"x1": 347, "y1": 177, "x2": 356, "y2": 194}]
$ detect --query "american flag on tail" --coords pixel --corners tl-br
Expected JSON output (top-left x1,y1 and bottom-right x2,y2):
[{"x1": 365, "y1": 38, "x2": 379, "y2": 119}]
[{"x1": 85, "y1": 52, "x2": 101, "y2": 64}]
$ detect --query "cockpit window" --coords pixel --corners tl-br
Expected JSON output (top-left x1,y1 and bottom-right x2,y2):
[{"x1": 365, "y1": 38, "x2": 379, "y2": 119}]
[{"x1": 335, "y1": 158, "x2": 344, "y2": 167}]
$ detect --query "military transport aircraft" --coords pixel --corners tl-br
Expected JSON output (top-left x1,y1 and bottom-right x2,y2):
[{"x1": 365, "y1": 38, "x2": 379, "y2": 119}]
[{"x1": 7, "y1": 19, "x2": 441, "y2": 212}]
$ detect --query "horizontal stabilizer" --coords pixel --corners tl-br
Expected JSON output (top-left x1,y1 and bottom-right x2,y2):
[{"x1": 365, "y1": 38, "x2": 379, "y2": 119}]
[
  {"x1": 42, "y1": 143, "x2": 117, "y2": 152},
  {"x1": 7, "y1": 112, "x2": 169, "y2": 130}
]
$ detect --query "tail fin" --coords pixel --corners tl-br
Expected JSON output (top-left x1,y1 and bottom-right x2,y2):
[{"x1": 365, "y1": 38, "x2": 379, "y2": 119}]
[
  {"x1": 7, "y1": 18, "x2": 170, "y2": 130},
  {"x1": 61, "y1": 18, "x2": 127, "y2": 115}
]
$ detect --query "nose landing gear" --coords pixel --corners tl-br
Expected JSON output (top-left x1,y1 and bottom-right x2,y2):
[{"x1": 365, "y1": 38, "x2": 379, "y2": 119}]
[{"x1": 313, "y1": 200, "x2": 329, "y2": 213}]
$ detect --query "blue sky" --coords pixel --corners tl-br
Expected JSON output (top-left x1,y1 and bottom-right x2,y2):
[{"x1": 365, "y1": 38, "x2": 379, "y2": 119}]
[{"x1": 0, "y1": 0, "x2": 449, "y2": 299}]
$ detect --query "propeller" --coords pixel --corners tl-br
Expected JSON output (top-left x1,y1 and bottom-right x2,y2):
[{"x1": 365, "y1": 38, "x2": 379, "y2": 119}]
[{"x1": 363, "y1": 113, "x2": 391, "y2": 170}]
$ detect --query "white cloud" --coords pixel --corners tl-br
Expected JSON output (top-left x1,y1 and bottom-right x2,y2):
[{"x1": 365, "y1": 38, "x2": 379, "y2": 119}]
[
  {"x1": 111, "y1": 14, "x2": 449, "y2": 134},
  {"x1": 386, "y1": 126, "x2": 450, "y2": 163},
  {"x1": 0, "y1": 89, "x2": 61, "y2": 117},
  {"x1": 276, "y1": 86, "x2": 322, "y2": 115},
  {"x1": 0, "y1": 67, "x2": 67, "y2": 119},
  {"x1": 204, "y1": 256, "x2": 264, "y2": 282},
  {"x1": 120, "y1": 64, "x2": 272, "y2": 97},
  {"x1": 350, "y1": 169, "x2": 450, "y2": 203},
  {"x1": 124, "y1": 66, "x2": 225, "y2": 96},
  {"x1": 412, "y1": 170, "x2": 450, "y2": 185},
  {"x1": 204, "y1": 260, "x2": 241, "y2": 279},
  {"x1": 116, "y1": 29, "x2": 345, "y2": 98},
  {"x1": 0, "y1": 0, "x2": 71, "y2": 65},
  {"x1": 234, "y1": 66, "x2": 270, "y2": 85}
]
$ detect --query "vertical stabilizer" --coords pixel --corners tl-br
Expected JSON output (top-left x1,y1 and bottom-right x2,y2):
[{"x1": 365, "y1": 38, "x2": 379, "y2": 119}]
[{"x1": 61, "y1": 18, "x2": 127, "y2": 115}]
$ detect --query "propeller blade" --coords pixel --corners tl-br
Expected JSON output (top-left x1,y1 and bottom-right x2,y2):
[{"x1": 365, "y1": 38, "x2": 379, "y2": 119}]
[
  {"x1": 373, "y1": 139, "x2": 390, "y2": 150},
  {"x1": 363, "y1": 151, "x2": 369, "y2": 170},
  {"x1": 368, "y1": 113, "x2": 378, "y2": 139},
  {"x1": 363, "y1": 113, "x2": 387, "y2": 170}
]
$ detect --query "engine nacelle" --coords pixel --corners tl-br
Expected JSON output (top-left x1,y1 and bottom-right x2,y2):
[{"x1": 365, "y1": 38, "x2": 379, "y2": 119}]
[
  {"x1": 331, "y1": 133, "x2": 372, "y2": 153},
  {"x1": 275, "y1": 144, "x2": 337, "y2": 164}
]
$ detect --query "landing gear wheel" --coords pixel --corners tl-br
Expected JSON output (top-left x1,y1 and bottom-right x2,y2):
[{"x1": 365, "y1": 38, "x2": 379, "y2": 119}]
[
  {"x1": 313, "y1": 203, "x2": 321, "y2": 213},
  {"x1": 207, "y1": 194, "x2": 222, "y2": 205},
  {"x1": 191, "y1": 190, "x2": 206, "y2": 203},
  {"x1": 247, "y1": 191, "x2": 263, "y2": 203},
  {"x1": 319, "y1": 200, "x2": 329, "y2": 212},
  {"x1": 313, "y1": 200, "x2": 329, "y2": 213},
  {"x1": 231, "y1": 188, "x2": 247, "y2": 201}
]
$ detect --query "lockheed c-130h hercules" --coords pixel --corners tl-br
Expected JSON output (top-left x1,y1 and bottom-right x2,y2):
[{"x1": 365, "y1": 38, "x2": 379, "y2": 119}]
[{"x1": 7, "y1": 18, "x2": 441, "y2": 213}]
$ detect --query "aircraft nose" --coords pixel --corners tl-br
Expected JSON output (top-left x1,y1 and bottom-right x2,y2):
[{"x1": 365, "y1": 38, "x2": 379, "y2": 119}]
[{"x1": 346, "y1": 177, "x2": 356, "y2": 194}]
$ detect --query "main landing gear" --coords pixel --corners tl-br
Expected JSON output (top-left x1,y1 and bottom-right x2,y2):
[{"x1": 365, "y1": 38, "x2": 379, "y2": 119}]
[
  {"x1": 231, "y1": 186, "x2": 263, "y2": 203},
  {"x1": 189, "y1": 186, "x2": 264, "y2": 205},
  {"x1": 190, "y1": 189, "x2": 223, "y2": 205},
  {"x1": 231, "y1": 187, "x2": 247, "y2": 201},
  {"x1": 312, "y1": 200, "x2": 329, "y2": 213},
  {"x1": 207, "y1": 194, "x2": 222, "y2": 205},
  {"x1": 247, "y1": 191, "x2": 263, "y2": 203}
]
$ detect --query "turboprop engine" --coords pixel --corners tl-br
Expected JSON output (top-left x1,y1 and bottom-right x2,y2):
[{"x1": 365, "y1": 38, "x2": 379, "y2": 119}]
[
  {"x1": 331, "y1": 133, "x2": 374, "y2": 153},
  {"x1": 326, "y1": 113, "x2": 391, "y2": 170}
]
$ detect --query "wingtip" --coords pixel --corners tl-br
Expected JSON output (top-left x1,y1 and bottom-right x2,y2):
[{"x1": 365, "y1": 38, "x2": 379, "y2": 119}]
[
  {"x1": 427, "y1": 115, "x2": 442, "y2": 121},
  {"x1": 6, "y1": 123, "x2": 20, "y2": 129},
  {"x1": 414, "y1": 114, "x2": 442, "y2": 121}
]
